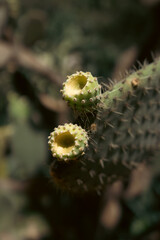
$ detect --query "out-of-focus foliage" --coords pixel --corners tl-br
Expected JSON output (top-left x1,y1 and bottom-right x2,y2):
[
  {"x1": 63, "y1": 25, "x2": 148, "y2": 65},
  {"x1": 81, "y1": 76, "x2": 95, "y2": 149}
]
[{"x1": 0, "y1": 0, "x2": 160, "y2": 239}]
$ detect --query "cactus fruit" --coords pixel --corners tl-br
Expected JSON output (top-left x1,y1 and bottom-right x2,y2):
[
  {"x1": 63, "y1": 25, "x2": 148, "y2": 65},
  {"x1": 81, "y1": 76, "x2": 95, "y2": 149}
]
[
  {"x1": 49, "y1": 59, "x2": 160, "y2": 195},
  {"x1": 48, "y1": 123, "x2": 89, "y2": 162},
  {"x1": 61, "y1": 71, "x2": 101, "y2": 111}
]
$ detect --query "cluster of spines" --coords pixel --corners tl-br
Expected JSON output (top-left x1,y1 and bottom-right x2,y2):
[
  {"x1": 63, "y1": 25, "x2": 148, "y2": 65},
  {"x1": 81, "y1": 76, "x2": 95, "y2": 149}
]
[
  {"x1": 100, "y1": 58, "x2": 160, "y2": 109},
  {"x1": 48, "y1": 123, "x2": 89, "y2": 162},
  {"x1": 61, "y1": 71, "x2": 101, "y2": 111}
]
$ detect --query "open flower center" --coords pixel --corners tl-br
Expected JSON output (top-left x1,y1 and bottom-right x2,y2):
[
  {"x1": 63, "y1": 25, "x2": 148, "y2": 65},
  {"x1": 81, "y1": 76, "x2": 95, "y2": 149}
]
[
  {"x1": 54, "y1": 131, "x2": 75, "y2": 154},
  {"x1": 65, "y1": 75, "x2": 87, "y2": 96}
]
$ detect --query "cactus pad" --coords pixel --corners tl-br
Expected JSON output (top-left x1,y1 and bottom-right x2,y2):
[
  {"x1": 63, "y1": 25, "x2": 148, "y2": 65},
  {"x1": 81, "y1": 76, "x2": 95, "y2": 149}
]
[{"x1": 49, "y1": 59, "x2": 160, "y2": 195}]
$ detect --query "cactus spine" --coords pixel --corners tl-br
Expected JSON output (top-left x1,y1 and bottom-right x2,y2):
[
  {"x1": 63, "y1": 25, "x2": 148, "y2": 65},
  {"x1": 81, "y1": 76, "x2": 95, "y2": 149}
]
[{"x1": 49, "y1": 59, "x2": 160, "y2": 195}]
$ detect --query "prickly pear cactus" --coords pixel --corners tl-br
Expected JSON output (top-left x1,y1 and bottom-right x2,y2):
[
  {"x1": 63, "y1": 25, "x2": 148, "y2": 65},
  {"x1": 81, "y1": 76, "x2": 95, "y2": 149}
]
[
  {"x1": 49, "y1": 59, "x2": 160, "y2": 195},
  {"x1": 61, "y1": 71, "x2": 101, "y2": 111}
]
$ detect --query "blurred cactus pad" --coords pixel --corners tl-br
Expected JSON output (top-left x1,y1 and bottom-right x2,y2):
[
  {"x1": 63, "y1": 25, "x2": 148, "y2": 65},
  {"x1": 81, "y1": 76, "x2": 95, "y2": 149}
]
[{"x1": 49, "y1": 59, "x2": 160, "y2": 195}]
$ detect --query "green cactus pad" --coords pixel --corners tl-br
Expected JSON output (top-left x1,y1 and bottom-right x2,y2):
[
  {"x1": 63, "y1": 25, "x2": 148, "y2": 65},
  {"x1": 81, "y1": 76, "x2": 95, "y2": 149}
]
[
  {"x1": 49, "y1": 59, "x2": 160, "y2": 195},
  {"x1": 61, "y1": 71, "x2": 101, "y2": 111},
  {"x1": 48, "y1": 123, "x2": 89, "y2": 161}
]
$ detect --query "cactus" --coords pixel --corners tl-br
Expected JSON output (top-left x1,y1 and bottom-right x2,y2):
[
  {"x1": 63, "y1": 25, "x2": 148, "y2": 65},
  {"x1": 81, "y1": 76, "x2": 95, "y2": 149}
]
[
  {"x1": 49, "y1": 59, "x2": 160, "y2": 195},
  {"x1": 61, "y1": 71, "x2": 101, "y2": 112}
]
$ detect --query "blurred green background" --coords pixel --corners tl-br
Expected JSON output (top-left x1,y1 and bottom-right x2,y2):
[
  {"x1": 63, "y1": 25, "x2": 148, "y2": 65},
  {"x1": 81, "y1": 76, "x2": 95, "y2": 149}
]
[{"x1": 0, "y1": 0, "x2": 160, "y2": 239}]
